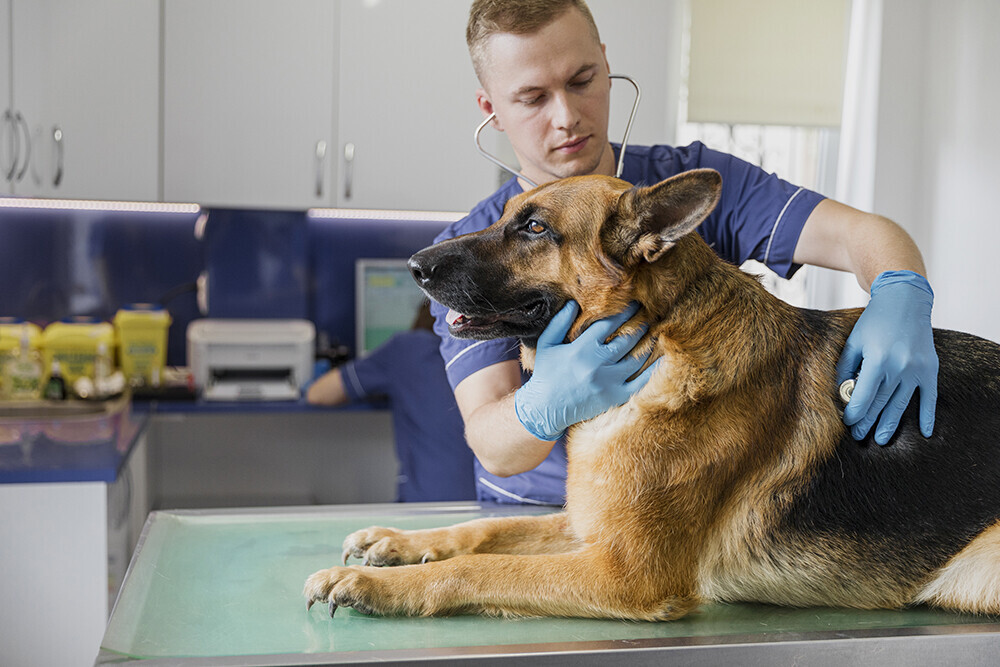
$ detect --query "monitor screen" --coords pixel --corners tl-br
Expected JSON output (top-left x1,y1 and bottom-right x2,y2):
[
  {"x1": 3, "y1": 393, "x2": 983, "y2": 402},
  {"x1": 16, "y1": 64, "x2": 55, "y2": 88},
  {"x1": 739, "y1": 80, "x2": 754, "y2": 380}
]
[{"x1": 355, "y1": 258, "x2": 427, "y2": 357}]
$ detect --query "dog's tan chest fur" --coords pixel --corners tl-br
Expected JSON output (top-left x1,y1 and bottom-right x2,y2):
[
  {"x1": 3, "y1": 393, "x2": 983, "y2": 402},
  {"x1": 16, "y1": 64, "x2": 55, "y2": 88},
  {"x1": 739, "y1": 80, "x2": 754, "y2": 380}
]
[{"x1": 564, "y1": 402, "x2": 644, "y2": 543}]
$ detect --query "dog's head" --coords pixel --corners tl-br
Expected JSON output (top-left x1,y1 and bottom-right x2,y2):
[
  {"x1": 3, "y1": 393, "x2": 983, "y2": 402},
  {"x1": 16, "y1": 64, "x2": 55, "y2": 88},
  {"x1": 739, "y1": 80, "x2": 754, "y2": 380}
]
[{"x1": 408, "y1": 169, "x2": 722, "y2": 345}]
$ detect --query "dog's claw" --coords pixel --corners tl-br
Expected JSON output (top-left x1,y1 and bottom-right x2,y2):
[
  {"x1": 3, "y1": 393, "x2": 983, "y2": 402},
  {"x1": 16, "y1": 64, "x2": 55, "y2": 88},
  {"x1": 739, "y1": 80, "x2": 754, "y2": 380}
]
[
  {"x1": 342, "y1": 549, "x2": 350, "y2": 565},
  {"x1": 329, "y1": 600, "x2": 338, "y2": 617},
  {"x1": 307, "y1": 599, "x2": 315, "y2": 611},
  {"x1": 421, "y1": 553, "x2": 431, "y2": 564}
]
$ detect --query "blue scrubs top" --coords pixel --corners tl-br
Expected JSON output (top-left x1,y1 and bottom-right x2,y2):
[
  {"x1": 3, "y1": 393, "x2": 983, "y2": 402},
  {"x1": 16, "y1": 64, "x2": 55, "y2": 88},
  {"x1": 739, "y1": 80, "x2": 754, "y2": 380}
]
[
  {"x1": 340, "y1": 329, "x2": 475, "y2": 502},
  {"x1": 430, "y1": 141, "x2": 825, "y2": 506}
]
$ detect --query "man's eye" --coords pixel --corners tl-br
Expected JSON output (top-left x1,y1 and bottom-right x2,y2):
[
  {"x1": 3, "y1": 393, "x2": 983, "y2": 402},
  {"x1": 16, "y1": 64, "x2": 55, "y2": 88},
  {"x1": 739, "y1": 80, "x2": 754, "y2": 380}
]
[{"x1": 571, "y1": 76, "x2": 594, "y2": 89}]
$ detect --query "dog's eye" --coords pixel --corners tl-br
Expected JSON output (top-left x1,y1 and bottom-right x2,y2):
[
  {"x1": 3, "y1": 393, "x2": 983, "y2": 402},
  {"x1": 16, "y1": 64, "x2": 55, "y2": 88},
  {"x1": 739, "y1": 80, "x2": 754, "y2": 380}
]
[{"x1": 527, "y1": 220, "x2": 547, "y2": 235}]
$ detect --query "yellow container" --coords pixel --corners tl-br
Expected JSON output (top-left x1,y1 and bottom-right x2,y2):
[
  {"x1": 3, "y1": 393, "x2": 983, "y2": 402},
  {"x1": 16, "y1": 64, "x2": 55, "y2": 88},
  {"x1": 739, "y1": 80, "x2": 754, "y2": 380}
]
[
  {"x1": 114, "y1": 304, "x2": 171, "y2": 385},
  {"x1": 41, "y1": 318, "x2": 116, "y2": 386},
  {"x1": 0, "y1": 321, "x2": 43, "y2": 398},
  {"x1": 0, "y1": 320, "x2": 42, "y2": 355}
]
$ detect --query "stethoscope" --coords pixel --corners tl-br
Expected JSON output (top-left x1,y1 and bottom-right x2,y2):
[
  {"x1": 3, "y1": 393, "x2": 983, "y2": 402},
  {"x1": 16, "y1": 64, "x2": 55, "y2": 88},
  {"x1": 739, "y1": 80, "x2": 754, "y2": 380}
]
[{"x1": 474, "y1": 74, "x2": 642, "y2": 188}]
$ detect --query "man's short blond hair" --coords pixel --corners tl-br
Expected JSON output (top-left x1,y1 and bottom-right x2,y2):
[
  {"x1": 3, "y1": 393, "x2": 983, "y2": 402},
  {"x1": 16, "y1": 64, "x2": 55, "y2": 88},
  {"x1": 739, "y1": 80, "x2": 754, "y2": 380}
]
[{"x1": 466, "y1": 0, "x2": 601, "y2": 85}]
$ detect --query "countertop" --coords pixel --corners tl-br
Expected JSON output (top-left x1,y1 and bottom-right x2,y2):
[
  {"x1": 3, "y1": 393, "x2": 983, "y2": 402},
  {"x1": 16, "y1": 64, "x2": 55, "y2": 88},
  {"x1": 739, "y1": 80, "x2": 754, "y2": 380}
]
[
  {"x1": 0, "y1": 396, "x2": 147, "y2": 483},
  {"x1": 0, "y1": 394, "x2": 386, "y2": 485}
]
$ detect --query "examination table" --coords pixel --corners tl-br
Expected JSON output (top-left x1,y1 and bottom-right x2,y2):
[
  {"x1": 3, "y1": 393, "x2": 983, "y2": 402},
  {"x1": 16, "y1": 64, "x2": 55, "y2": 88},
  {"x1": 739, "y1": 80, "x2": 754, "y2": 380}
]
[{"x1": 97, "y1": 503, "x2": 1000, "y2": 665}]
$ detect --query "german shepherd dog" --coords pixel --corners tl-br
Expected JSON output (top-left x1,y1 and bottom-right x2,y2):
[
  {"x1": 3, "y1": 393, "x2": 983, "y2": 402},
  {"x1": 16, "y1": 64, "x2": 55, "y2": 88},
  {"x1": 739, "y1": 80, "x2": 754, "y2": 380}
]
[{"x1": 305, "y1": 169, "x2": 1000, "y2": 621}]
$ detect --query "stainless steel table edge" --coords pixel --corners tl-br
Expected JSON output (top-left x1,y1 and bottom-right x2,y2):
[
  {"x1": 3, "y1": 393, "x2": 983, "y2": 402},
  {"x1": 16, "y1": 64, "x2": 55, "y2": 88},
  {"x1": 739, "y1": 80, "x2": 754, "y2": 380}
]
[{"x1": 95, "y1": 624, "x2": 1000, "y2": 667}]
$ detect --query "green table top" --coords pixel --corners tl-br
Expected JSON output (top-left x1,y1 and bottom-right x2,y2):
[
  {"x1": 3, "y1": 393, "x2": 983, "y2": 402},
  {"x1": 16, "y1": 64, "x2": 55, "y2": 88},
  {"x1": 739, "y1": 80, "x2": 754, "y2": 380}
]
[{"x1": 99, "y1": 503, "x2": 1000, "y2": 664}]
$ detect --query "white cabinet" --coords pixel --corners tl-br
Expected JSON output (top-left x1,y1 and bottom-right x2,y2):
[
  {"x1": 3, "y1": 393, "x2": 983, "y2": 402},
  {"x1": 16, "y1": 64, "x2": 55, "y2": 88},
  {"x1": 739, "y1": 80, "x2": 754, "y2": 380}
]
[
  {"x1": 333, "y1": 0, "x2": 681, "y2": 212},
  {"x1": 0, "y1": 435, "x2": 150, "y2": 666},
  {"x1": 0, "y1": 0, "x2": 30, "y2": 196},
  {"x1": 0, "y1": 0, "x2": 7, "y2": 195},
  {"x1": 33, "y1": 0, "x2": 160, "y2": 201},
  {"x1": 0, "y1": 0, "x2": 159, "y2": 201},
  {"x1": 3, "y1": 0, "x2": 683, "y2": 210},
  {"x1": 335, "y1": 0, "x2": 496, "y2": 212},
  {"x1": 162, "y1": 0, "x2": 495, "y2": 213},
  {"x1": 162, "y1": 0, "x2": 339, "y2": 210}
]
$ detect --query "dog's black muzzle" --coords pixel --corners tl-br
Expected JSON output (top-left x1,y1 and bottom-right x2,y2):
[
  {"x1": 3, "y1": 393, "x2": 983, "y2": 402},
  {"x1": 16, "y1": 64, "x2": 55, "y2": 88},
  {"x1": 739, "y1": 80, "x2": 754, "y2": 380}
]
[
  {"x1": 408, "y1": 238, "x2": 559, "y2": 344},
  {"x1": 408, "y1": 240, "x2": 468, "y2": 296}
]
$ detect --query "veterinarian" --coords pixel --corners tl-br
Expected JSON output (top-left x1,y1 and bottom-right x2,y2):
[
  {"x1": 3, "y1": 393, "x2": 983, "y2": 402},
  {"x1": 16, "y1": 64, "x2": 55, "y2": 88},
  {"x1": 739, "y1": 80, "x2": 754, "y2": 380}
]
[
  {"x1": 307, "y1": 301, "x2": 475, "y2": 502},
  {"x1": 432, "y1": 0, "x2": 938, "y2": 506}
]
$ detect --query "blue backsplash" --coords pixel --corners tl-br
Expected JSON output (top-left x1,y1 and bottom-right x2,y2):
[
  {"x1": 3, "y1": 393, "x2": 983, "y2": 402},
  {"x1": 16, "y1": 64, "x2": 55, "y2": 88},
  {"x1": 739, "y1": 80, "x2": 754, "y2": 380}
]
[
  {"x1": 0, "y1": 203, "x2": 453, "y2": 365},
  {"x1": 204, "y1": 209, "x2": 311, "y2": 319}
]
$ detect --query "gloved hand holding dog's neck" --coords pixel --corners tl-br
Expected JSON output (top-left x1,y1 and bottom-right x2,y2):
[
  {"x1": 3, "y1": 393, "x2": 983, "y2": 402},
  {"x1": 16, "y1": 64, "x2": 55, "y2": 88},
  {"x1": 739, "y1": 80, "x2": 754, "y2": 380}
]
[
  {"x1": 837, "y1": 270, "x2": 938, "y2": 445},
  {"x1": 514, "y1": 300, "x2": 658, "y2": 442}
]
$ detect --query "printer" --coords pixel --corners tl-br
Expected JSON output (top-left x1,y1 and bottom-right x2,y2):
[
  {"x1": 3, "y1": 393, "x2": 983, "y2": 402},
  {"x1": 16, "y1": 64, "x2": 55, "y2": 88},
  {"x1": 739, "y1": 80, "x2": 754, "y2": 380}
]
[{"x1": 187, "y1": 319, "x2": 315, "y2": 401}]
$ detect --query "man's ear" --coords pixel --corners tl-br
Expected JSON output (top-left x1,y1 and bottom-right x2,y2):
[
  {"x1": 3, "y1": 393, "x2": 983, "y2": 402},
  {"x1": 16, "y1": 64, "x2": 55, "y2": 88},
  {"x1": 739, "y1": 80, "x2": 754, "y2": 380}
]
[
  {"x1": 476, "y1": 89, "x2": 503, "y2": 131},
  {"x1": 604, "y1": 169, "x2": 722, "y2": 264}
]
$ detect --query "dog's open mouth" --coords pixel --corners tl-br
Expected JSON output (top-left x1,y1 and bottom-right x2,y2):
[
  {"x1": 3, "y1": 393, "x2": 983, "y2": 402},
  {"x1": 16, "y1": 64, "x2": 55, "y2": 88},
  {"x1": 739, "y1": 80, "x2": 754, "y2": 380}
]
[{"x1": 445, "y1": 298, "x2": 550, "y2": 340}]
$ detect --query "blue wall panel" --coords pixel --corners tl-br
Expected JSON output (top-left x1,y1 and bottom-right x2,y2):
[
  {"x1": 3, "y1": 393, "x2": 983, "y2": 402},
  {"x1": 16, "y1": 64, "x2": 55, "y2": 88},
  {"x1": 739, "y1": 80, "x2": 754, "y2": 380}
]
[
  {"x1": 0, "y1": 206, "x2": 203, "y2": 365},
  {"x1": 308, "y1": 215, "x2": 448, "y2": 354},
  {"x1": 202, "y1": 209, "x2": 309, "y2": 320},
  {"x1": 0, "y1": 205, "x2": 454, "y2": 365}
]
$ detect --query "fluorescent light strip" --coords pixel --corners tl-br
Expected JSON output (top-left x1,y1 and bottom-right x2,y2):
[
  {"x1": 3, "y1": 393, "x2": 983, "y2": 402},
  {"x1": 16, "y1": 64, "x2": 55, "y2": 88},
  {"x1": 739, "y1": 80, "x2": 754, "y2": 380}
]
[
  {"x1": 308, "y1": 207, "x2": 465, "y2": 222},
  {"x1": 0, "y1": 198, "x2": 200, "y2": 214}
]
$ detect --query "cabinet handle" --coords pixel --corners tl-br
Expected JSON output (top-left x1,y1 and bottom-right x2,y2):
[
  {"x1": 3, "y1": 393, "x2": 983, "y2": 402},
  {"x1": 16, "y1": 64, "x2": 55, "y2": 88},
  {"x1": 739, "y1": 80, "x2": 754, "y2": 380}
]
[
  {"x1": 52, "y1": 126, "x2": 64, "y2": 187},
  {"x1": 14, "y1": 112, "x2": 30, "y2": 183},
  {"x1": 314, "y1": 140, "x2": 327, "y2": 198},
  {"x1": 343, "y1": 142, "x2": 355, "y2": 200},
  {"x1": 3, "y1": 109, "x2": 18, "y2": 182}
]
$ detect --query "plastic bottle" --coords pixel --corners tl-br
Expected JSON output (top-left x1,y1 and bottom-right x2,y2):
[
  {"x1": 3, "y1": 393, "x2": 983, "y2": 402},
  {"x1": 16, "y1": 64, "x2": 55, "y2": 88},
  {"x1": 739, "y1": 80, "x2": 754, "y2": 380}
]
[
  {"x1": 44, "y1": 359, "x2": 68, "y2": 400},
  {"x1": 95, "y1": 342, "x2": 112, "y2": 382}
]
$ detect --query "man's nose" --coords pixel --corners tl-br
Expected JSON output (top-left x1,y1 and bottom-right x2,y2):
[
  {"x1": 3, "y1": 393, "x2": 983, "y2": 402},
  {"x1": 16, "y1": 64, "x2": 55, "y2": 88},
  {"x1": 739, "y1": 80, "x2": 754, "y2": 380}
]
[{"x1": 550, "y1": 92, "x2": 580, "y2": 131}]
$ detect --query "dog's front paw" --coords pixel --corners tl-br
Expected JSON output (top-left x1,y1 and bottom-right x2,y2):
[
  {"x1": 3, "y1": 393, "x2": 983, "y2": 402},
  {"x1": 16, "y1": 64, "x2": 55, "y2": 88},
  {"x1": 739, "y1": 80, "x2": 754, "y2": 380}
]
[
  {"x1": 342, "y1": 526, "x2": 439, "y2": 566},
  {"x1": 303, "y1": 566, "x2": 421, "y2": 617}
]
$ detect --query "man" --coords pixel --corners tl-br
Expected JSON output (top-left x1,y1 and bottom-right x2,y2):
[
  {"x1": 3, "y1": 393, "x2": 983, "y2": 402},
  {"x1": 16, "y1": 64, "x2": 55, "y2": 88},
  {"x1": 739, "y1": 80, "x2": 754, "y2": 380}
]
[{"x1": 432, "y1": 0, "x2": 938, "y2": 505}]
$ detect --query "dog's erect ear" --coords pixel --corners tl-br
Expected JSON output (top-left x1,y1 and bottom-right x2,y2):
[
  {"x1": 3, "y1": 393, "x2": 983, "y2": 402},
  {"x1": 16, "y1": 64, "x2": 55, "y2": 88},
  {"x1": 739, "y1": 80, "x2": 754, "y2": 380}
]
[{"x1": 605, "y1": 169, "x2": 722, "y2": 264}]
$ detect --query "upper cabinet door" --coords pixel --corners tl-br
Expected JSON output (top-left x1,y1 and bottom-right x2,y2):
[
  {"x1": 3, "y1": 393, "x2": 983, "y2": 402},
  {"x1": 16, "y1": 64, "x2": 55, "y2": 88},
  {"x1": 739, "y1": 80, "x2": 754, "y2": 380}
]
[
  {"x1": 335, "y1": 0, "x2": 495, "y2": 212},
  {"x1": 163, "y1": 0, "x2": 338, "y2": 210},
  {"x1": 15, "y1": 0, "x2": 160, "y2": 201},
  {"x1": 0, "y1": 0, "x2": 12, "y2": 195}
]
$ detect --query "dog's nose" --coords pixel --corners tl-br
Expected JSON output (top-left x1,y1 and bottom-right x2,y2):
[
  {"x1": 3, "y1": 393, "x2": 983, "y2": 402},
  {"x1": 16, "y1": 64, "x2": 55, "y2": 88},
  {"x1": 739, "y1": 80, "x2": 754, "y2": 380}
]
[{"x1": 407, "y1": 253, "x2": 435, "y2": 288}]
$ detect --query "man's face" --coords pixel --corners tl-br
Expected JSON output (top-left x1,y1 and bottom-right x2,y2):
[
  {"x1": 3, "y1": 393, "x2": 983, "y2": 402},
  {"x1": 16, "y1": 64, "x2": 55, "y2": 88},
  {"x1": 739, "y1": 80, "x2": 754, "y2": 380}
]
[{"x1": 478, "y1": 8, "x2": 614, "y2": 186}]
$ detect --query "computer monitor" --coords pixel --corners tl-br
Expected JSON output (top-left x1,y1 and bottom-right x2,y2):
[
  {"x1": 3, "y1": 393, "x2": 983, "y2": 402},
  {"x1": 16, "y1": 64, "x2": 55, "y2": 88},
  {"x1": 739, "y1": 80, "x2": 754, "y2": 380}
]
[{"x1": 355, "y1": 258, "x2": 428, "y2": 357}]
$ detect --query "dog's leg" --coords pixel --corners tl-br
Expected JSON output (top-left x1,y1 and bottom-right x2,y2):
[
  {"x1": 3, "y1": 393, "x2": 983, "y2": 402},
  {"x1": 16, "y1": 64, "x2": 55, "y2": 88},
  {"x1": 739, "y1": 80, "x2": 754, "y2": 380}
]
[
  {"x1": 913, "y1": 520, "x2": 1000, "y2": 614},
  {"x1": 340, "y1": 512, "x2": 579, "y2": 566},
  {"x1": 304, "y1": 545, "x2": 697, "y2": 621}
]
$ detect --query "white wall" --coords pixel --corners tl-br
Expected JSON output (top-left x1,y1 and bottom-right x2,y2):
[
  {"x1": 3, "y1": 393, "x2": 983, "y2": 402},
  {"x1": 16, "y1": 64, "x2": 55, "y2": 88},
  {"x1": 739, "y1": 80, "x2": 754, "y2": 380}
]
[
  {"x1": 588, "y1": 0, "x2": 683, "y2": 148},
  {"x1": 874, "y1": 0, "x2": 1000, "y2": 343}
]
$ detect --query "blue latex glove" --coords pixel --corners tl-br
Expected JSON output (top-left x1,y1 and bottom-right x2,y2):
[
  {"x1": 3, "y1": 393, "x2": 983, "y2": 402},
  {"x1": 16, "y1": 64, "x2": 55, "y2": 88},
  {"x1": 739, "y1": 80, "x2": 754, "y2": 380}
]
[
  {"x1": 514, "y1": 301, "x2": 658, "y2": 441},
  {"x1": 836, "y1": 270, "x2": 938, "y2": 445}
]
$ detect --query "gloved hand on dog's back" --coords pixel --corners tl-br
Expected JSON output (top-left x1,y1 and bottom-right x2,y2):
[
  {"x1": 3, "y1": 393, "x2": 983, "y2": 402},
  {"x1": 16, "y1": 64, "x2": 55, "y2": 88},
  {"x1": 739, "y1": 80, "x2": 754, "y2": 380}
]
[
  {"x1": 837, "y1": 270, "x2": 938, "y2": 445},
  {"x1": 514, "y1": 301, "x2": 658, "y2": 442}
]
